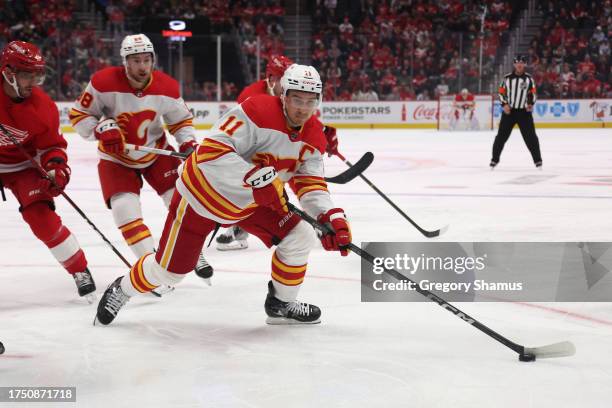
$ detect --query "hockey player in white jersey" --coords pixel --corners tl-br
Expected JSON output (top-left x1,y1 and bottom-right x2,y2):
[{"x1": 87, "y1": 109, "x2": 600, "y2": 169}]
[
  {"x1": 95, "y1": 64, "x2": 352, "y2": 325},
  {"x1": 70, "y1": 34, "x2": 213, "y2": 282}
]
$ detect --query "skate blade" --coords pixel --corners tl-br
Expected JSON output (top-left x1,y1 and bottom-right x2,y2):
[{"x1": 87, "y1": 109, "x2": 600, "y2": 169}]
[
  {"x1": 216, "y1": 241, "x2": 248, "y2": 251},
  {"x1": 83, "y1": 292, "x2": 97, "y2": 304},
  {"x1": 265, "y1": 316, "x2": 321, "y2": 325},
  {"x1": 152, "y1": 285, "x2": 175, "y2": 297},
  {"x1": 200, "y1": 278, "x2": 212, "y2": 286}
]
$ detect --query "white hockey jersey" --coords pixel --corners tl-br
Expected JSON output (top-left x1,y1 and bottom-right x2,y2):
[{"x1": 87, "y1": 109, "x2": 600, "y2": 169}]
[
  {"x1": 176, "y1": 94, "x2": 333, "y2": 224},
  {"x1": 69, "y1": 66, "x2": 195, "y2": 168}
]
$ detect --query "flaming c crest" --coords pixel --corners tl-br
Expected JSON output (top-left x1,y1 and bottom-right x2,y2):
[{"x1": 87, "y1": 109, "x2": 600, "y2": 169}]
[
  {"x1": 250, "y1": 145, "x2": 316, "y2": 174},
  {"x1": 115, "y1": 110, "x2": 157, "y2": 144}
]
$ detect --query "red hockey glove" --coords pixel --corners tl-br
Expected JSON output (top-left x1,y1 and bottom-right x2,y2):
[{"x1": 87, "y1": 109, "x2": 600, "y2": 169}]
[
  {"x1": 244, "y1": 166, "x2": 288, "y2": 215},
  {"x1": 317, "y1": 208, "x2": 351, "y2": 256},
  {"x1": 39, "y1": 159, "x2": 71, "y2": 197},
  {"x1": 94, "y1": 119, "x2": 124, "y2": 154},
  {"x1": 179, "y1": 139, "x2": 198, "y2": 156},
  {"x1": 323, "y1": 126, "x2": 339, "y2": 157}
]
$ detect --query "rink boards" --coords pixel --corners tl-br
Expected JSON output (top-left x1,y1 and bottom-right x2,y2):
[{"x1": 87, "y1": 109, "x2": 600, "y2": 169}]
[{"x1": 56, "y1": 99, "x2": 612, "y2": 132}]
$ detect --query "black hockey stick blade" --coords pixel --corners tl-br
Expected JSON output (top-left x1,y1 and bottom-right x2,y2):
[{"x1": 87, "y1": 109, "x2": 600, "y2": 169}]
[
  {"x1": 325, "y1": 152, "x2": 374, "y2": 184},
  {"x1": 422, "y1": 224, "x2": 449, "y2": 238}
]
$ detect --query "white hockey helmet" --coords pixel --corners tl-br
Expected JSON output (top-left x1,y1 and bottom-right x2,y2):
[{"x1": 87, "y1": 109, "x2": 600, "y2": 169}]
[
  {"x1": 460, "y1": 88, "x2": 469, "y2": 95},
  {"x1": 280, "y1": 64, "x2": 323, "y2": 99},
  {"x1": 120, "y1": 34, "x2": 155, "y2": 66}
]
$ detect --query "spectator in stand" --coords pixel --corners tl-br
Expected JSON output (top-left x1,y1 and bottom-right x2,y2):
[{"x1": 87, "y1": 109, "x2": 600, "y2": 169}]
[
  {"x1": 337, "y1": 87, "x2": 352, "y2": 101},
  {"x1": 352, "y1": 83, "x2": 379, "y2": 101},
  {"x1": 560, "y1": 63, "x2": 576, "y2": 87},
  {"x1": 580, "y1": 72, "x2": 602, "y2": 97},
  {"x1": 398, "y1": 84, "x2": 416, "y2": 100},
  {"x1": 384, "y1": 85, "x2": 400, "y2": 101},
  {"x1": 435, "y1": 79, "x2": 450, "y2": 98},
  {"x1": 578, "y1": 54, "x2": 596, "y2": 77},
  {"x1": 380, "y1": 68, "x2": 397, "y2": 96},
  {"x1": 338, "y1": 16, "x2": 354, "y2": 41}
]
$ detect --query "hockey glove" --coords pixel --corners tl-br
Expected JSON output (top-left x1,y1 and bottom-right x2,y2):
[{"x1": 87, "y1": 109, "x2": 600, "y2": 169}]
[
  {"x1": 317, "y1": 208, "x2": 351, "y2": 256},
  {"x1": 244, "y1": 166, "x2": 288, "y2": 215},
  {"x1": 323, "y1": 126, "x2": 339, "y2": 157},
  {"x1": 94, "y1": 119, "x2": 124, "y2": 155},
  {"x1": 179, "y1": 139, "x2": 198, "y2": 156},
  {"x1": 39, "y1": 158, "x2": 71, "y2": 197}
]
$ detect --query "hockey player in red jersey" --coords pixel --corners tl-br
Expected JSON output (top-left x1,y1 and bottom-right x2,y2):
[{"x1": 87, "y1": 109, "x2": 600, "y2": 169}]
[
  {"x1": 216, "y1": 55, "x2": 340, "y2": 251},
  {"x1": 96, "y1": 64, "x2": 352, "y2": 326},
  {"x1": 69, "y1": 34, "x2": 213, "y2": 283},
  {"x1": 0, "y1": 41, "x2": 96, "y2": 301},
  {"x1": 236, "y1": 54, "x2": 293, "y2": 103},
  {"x1": 450, "y1": 88, "x2": 479, "y2": 130}
]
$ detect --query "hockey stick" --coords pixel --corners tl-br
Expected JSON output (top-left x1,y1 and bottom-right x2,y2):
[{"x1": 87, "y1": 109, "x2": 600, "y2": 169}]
[
  {"x1": 325, "y1": 151, "x2": 374, "y2": 184},
  {"x1": 335, "y1": 151, "x2": 447, "y2": 238},
  {"x1": 124, "y1": 143, "x2": 373, "y2": 185},
  {"x1": 125, "y1": 143, "x2": 189, "y2": 159},
  {"x1": 287, "y1": 202, "x2": 575, "y2": 361},
  {"x1": 0, "y1": 123, "x2": 132, "y2": 269}
]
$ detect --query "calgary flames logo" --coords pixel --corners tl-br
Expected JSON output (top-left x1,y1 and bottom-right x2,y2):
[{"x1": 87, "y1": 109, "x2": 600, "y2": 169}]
[
  {"x1": 252, "y1": 152, "x2": 300, "y2": 174},
  {"x1": 116, "y1": 110, "x2": 157, "y2": 144},
  {"x1": 250, "y1": 145, "x2": 316, "y2": 175}
]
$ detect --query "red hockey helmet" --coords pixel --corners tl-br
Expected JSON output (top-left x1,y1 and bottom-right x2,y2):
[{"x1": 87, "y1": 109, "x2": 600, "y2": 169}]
[
  {"x1": 0, "y1": 41, "x2": 45, "y2": 73},
  {"x1": 266, "y1": 55, "x2": 294, "y2": 78}
]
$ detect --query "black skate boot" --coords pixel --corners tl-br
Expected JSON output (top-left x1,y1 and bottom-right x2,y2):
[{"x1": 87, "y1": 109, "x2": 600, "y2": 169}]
[
  {"x1": 95, "y1": 277, "x2": 130, "y2": 325},
  {"x1": 264, "y1": 280, "x2": 321, "y2": 324},
  {"x1": 216, "y1": 226, "x2": 249, "y2": 251},
  {"x1": 194, "y1": 252, "x2": 213, "y2": 285},
  {"x1": 535, "y1": 161, "x2": 542, "y2": 170},
  {"x1": 489, "y1": 160, "x2": 498, "y2": 170},
  {"x1": 73, "y1": 268, "x2": 96, "y2": 303}
]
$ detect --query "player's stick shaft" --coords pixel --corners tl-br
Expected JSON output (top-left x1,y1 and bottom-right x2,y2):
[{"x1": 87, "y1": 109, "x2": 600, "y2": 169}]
[{"x1": 334, "y1": 151, "x2": 444, "y2": 238}]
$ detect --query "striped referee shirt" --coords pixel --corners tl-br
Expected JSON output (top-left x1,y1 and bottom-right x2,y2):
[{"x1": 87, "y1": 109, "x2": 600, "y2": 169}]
[{"x1": 498, "y1": 72, "x2": 537, "y2": 109}]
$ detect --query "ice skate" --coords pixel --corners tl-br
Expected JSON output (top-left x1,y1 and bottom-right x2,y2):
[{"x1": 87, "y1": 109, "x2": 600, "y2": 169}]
[
  {"x1": 95, "y1": 277, "x2": 130, "y2": 325},
  {"x1": 73, "y1": 268, "x2": 96, "y2": 304},
  {"x1": 264, "y1": 281, "x2": 321, "y2": 325},
  {"x1": 216, "y1": 226, "x2": 249, "y2": 251},
  {"x1": 194, "y1": 252, "x2": 214, "y2": 285}
]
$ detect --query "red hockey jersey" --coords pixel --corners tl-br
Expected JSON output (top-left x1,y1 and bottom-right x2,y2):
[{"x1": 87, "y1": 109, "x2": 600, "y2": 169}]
[
  {"x1": 236, "y1": 79, "x2": 271, "y2": 103},
  {"x1": 0, "y1": 85, "x2": 67, "y2": 173}
]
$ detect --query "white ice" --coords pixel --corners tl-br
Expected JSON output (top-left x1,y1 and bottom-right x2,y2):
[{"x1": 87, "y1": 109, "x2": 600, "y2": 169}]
[{"x1": 1, "y1": 128, "x2": 612, "y2": 407}]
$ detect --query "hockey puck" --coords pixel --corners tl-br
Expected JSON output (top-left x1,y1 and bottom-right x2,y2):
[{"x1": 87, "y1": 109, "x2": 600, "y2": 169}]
[
  {"x1": 519, "y1": 353, "x2": 536, "y2": 362},
  {"x1": 0, "y1": 341, "x2": 4, "y2": 355}
]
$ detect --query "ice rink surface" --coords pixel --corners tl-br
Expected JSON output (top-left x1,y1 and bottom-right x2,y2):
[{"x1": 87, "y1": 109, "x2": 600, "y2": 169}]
[{"x1": 1, "y1": 127, "x2": 612, "y2": 407}]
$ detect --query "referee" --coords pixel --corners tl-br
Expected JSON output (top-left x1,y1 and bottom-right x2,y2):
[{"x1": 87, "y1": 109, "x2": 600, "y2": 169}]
[{"x1": 490, "y1": 55, "x2": 542, "y2": 169}]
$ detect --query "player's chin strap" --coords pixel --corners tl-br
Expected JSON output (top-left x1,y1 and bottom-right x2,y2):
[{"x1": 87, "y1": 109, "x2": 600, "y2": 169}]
[{"x1": 1, "y1": 70, "x2": 23, "y2": 98}]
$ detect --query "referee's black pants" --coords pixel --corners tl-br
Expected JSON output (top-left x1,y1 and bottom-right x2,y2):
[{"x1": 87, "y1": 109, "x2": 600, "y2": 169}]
[{"x1": 491, "y1": 109, "x2": 542, "y2": 164}]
